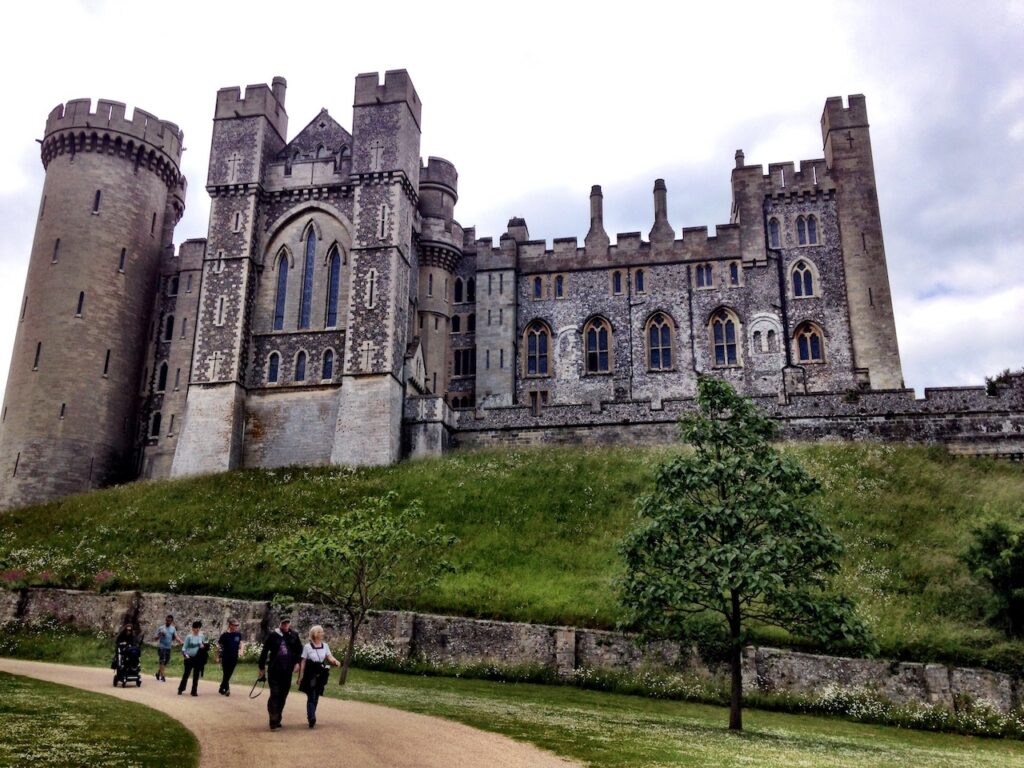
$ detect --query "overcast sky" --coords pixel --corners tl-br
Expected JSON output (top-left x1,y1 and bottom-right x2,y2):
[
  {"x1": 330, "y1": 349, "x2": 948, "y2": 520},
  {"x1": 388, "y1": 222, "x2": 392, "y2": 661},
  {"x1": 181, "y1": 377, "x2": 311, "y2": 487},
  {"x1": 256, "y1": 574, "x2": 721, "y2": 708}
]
[{"x1": 1, "y1": 0, "x2": 1021, "y2": 405}]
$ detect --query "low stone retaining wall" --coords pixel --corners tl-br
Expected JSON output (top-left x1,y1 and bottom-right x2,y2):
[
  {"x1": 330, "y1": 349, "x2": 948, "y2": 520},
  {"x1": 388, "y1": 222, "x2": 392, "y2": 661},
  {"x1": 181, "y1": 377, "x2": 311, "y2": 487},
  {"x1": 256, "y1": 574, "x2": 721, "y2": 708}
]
[{"x1": 2, "y1": 587, "x2": 1018, "y2": 713}]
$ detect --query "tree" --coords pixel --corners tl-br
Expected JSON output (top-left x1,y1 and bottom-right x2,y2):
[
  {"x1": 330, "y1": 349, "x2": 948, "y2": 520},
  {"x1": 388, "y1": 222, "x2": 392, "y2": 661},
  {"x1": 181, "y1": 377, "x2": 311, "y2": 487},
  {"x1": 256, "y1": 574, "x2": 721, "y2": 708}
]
[
  {"x1": 619, "y1": 377, "x2": 871, "y2": 730},
  {"x1": 264, "y1": 492, "x2": 455, "y2": 684},
  {"x1": 962, "y1": 520, "x2": 1024, "y2": 638}
]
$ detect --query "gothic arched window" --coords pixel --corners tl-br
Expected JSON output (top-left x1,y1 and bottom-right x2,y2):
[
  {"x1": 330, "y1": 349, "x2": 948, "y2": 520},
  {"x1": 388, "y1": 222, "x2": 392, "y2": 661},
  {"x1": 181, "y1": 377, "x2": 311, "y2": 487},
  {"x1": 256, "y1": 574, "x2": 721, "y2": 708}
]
[
  {"x1": 524, "y1": 321, "x2": 550, "y2": 377},
  {"x1": 795, "y1": 322, "x2": 825, "y2": 362},
  {"x1": 274, "y1": 250, "x2": 288, "y2": 331},
  {"x1": 157, "y1": 363, "x2": 168, "y2": 392},
  {"x1": 646, "y1": 313, "x2": 673, "y2": 371},
  {"x1": 768, "y1": 217, "x2": 781, "y2": 248},
  {"x1": 298, "y1": 227, "x2": 316, "y2": 329},
  {"x1": 555, "y1": 274, "x2": 565, "y2": 298},
  {"x1": 533, "y1": 276, "x2": 543, "y2": 299},
  {"x1": 612, "y1": 271, "x2": 623, "y2": 295},
  {"x1": 797, "y1": 216, "x2": 807, "y2": 245},
  {"x1": 710, "y1": 308, "x2": 740, "y2": 367},
  {"x1": 325, "y1": 246, "x2": 341, "y2": 328},
  {"x1": 295, "y1": 351, "x2": 307, "y2": 382},
  {"x1": 267, "y1": 352, "x2": 280, "y2": 384},
  {"x1": 635, "y1": 269, "x2": 645, "y2": 293},
  {"x1": 451, "y1": 315, "x2": 461, "y2": 333},
  {"x1": 585, "y1": 317, "x2": 612, "y2": 373},
  {"x1": 807, "y1": 215, "x2": 819, "y2": 245},
  {"x1": 467, "y1": 278, "x2": 476, "y2": 302},
  {"x1": 467, "y1": 313, "x2": 475, "y2": 333},
  {"x1": 454, "y1": 277, "x2": 464, "y2": 303},
  {"x1": 729, "y1": 262, "x2": 740, "y2": 286},
  {"x1": 151, "y1": 412, "x2": 162, "y2": 438},
  {"x1": 164, "y1": 315, "x2": 174, "y2": 341},
  {"x1": 322, "y1": 349, "x2": 334, "y2": 380},
  {"x1": 792, "y1": 260, "x2": 815, "y2": 297}
]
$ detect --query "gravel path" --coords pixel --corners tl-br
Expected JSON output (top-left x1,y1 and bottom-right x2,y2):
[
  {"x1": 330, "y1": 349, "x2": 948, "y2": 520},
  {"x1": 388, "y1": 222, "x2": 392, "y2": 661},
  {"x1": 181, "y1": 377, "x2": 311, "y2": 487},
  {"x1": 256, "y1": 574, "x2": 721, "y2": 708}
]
[{"x1": 0, "y1": 658, "x2": 579, "y2": 768}]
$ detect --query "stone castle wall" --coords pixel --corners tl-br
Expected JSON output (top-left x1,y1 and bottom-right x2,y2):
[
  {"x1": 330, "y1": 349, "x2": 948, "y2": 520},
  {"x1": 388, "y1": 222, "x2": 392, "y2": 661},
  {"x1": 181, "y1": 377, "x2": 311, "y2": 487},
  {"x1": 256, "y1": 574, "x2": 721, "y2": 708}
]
[{"x1": 2, "y1": 587, "x2": 1017, "y2": 713}]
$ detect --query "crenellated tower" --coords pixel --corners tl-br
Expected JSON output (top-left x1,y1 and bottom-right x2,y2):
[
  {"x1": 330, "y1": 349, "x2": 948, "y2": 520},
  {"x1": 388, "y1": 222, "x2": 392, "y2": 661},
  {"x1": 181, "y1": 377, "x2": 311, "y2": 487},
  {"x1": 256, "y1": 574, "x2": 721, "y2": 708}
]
[
  {"x1": 170, "y1": 78, "x2": 288, "y2": 477},
  {"x1": 821, "y1": 95, "x2": 903, "y2": 389},
  {"x1": 0, "y1": 99, "x2": 185, "y2": 509},
  {"x1": 330, "y1": 70, "x2": 423, "y2": 466}
]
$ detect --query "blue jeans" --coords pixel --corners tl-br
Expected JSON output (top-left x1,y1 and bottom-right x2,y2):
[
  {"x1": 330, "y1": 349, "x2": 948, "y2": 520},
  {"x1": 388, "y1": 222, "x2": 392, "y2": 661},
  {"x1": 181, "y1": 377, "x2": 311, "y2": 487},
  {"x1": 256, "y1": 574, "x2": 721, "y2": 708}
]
[{"x1": 306, "y1": 687, "x2": 321, "y2": 723}]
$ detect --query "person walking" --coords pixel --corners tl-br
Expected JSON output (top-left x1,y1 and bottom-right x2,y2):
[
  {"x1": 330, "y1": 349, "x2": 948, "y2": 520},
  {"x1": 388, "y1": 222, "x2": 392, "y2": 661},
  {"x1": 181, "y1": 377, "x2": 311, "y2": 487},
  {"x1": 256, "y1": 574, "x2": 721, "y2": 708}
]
[
  {"x1": 154, "y1": 614, "x2": 180, "y2": 682},
  {"x1": 216, "y1": 618, "x2": 244, "y2": 696},
  {"x1": 178, "y1": 620, "x2": 206, "y2": 697},
  {"x1": 257, "y1": 617, "x2": 302, "y2": 730},
  {"x1": 298, "y1": 625, "x2": 340, "y2": 728}
]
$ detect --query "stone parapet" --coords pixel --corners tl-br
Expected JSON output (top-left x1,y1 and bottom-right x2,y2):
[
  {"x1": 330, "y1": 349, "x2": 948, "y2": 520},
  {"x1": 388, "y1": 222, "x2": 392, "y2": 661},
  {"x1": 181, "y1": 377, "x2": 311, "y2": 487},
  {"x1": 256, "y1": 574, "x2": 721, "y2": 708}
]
[{"x1": 4, "y1": 587, "x2": 1020, "y2": 713}]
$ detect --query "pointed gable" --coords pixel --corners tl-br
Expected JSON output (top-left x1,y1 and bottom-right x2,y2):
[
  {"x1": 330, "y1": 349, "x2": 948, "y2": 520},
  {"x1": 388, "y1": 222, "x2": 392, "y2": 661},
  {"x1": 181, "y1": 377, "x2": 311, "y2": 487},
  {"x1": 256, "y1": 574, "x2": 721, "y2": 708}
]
[{"x1": 278, "y1": 109, "x2": 352, "y2": 161}]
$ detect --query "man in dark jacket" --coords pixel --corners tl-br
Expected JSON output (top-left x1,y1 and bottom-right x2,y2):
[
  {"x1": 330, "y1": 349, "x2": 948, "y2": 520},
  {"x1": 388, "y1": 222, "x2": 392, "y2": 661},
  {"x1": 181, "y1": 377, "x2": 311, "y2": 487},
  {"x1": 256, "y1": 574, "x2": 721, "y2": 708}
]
[{"x1": 257, "y1": 617, "x2": 302, "y2": 729}]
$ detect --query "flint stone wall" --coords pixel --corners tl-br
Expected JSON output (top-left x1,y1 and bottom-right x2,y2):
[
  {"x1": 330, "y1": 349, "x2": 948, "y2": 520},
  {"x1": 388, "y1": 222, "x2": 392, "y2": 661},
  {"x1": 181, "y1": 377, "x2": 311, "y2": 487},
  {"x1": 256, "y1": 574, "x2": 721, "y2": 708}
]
[{"x1": 3, "y1": 587, "x2": 1019, "y2": 713}]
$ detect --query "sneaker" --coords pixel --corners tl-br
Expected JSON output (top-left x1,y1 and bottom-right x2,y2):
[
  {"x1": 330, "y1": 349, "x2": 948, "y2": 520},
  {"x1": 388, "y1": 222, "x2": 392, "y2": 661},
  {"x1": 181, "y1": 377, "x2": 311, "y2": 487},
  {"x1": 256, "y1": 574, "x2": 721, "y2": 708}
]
[
  {"x1": 270, "y1": 723, "x2": 282, "y2": 730},
  {"x1": 224, "y1": 690, "x2": 230, "y2": 697},
  {"x1": 178, "y1": 690, "x2": 183, "y2": 695},
  {"x1": 191, "y1": 692, "x2": 198, "y2": 697},
  {"x1": 308, "y1": 720, "x2": 316, "y2": 729}
]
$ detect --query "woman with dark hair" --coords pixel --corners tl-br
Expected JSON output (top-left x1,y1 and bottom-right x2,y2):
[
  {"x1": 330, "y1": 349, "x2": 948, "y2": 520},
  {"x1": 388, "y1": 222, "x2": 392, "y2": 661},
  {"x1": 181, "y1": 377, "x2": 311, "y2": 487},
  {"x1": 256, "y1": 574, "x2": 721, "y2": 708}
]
[{"x1": 178, "y1": 620, "x2": 206, "y2": 697}]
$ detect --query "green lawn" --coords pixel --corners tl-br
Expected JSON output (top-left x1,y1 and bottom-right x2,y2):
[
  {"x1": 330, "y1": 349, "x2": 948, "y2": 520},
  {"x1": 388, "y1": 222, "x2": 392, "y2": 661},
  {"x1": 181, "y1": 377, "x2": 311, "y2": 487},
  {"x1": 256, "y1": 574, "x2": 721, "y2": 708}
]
[
  {"x1": 2, "y1": 444, "x2": 1023, "y2": 670},
  {"x1": 0, "y1": 672, "x2": 198, "y2": 768}
]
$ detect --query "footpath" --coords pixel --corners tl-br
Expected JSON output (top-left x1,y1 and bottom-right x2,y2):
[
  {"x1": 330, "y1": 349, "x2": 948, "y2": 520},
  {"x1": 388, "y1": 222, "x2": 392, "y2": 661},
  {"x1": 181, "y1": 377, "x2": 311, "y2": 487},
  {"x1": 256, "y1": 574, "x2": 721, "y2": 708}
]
[{"x1": 0, "y1": 658, "x2": 577, "y2": 768}]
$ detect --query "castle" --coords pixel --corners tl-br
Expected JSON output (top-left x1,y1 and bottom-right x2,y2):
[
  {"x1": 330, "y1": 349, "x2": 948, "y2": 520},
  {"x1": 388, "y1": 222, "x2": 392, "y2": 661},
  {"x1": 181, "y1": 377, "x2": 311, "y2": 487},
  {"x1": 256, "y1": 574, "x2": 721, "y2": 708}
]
[{"x1": 2, "y1": 70, "x2": 1020, "y2": 511}]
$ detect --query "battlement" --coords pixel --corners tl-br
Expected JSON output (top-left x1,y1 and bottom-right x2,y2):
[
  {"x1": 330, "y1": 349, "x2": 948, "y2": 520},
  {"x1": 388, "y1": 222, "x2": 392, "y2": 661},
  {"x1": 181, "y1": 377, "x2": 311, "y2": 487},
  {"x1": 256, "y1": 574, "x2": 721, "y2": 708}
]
[
  {"x1": 214, "y1": 76, "x2": 288, "y2": 139},
  {"x1": 420, "y1": 156, "x2": 458, "y2": 197},
  {"x1": 821, "y1": 94, "x2": 869, "y2": 137},
  {"x1": 44, "y1": 98, "x2": 184, "y2": 163},
  {"x1": 733, "y1": 156, "x2": 834, "y2": 198},
  {"x1": 354, "y1": 70, "x2": 422, "y2": 128}
]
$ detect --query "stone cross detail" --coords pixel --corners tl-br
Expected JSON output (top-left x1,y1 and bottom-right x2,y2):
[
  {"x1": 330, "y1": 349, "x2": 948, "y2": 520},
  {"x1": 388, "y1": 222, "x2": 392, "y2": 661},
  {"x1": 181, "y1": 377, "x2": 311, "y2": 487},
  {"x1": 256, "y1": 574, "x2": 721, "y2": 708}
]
[
  {"x1": 360, "y1": 340, "x2": 378, "y2": 370},
  {"x1": 210, "y1": 351, "x2": 225, "y2": 380},
  {"x1": 369, "y1": 139, "x2": 385, "y2": 172},
  {"x1": 225, "y1": 152, "x2": 243, "y2": 183}
]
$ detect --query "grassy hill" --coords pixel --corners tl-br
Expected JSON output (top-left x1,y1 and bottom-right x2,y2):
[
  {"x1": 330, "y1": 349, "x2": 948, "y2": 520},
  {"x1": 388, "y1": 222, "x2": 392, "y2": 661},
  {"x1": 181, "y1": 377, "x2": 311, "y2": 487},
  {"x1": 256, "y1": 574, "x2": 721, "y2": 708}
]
[{"x1": 2, "y1": 444, "x2": 1023, "y2": 672}]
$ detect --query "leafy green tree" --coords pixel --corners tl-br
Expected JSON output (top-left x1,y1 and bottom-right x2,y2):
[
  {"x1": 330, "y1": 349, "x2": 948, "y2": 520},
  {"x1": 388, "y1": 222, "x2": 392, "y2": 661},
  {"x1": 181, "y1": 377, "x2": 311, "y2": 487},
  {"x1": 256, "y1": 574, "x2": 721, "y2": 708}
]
[
  {"x1": 264, "y1": 491, "x2": 455, "y2": 684},
  {"x1": 619, "y1": 377, "x2": 871, "y2": 730},
  {"x1": 962, "y1": 520, "x2": 1024, "y2": 638}
]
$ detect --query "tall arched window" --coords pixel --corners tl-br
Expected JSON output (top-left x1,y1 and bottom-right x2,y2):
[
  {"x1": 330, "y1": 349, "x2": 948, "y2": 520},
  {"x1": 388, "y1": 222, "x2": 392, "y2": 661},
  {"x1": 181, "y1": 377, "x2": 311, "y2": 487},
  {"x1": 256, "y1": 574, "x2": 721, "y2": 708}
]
[
  {"x1": 322, "y1": 349, "x2": 334, "y2": 380},
  {"x1": 792, "y1": 260, "x2": 815, "y2": 297},
  {"x1": 524, "y1": 321, "x2": 550, "y2": 376},
  {"x1": 555, "y1": 274, "x2": 564, "y2": 298},
  {"x1": 533, "y1": 276, "x2": 543, "y2": 299},
  {"x1": 807, "y1": 215, "x2": 818, "y2": 245},
  {"x1": 451, "y1": 315, "x2": 461, "y2": 333},
  {"x1": 298, "y1": 227, "x2": 316, "y2": 329},
  {"x1": 585, "y1": 317, "x2": 612, "y2": 373},
  {"x1": 326, "y1": 246, "x2": 341, "y2": 328},
  {"x1": 467, "y1": 313, "x2": 475, "y2": 333},
  {"x1": 795, "y1": 322, "x2": 825, "y2": 362},
  {"x1": 647, "y1": 313, "x2": 672, "y2": 371},
  {"x1": 467, "y1": 278, "x2": 476, "y2": 302},
  {"x1": 612, "y1": 271, "x2": 623, "y2": 295},
  {"x1": 696, "y1": 263, "x2": 713, "y2": 288},
  {"x1": 164, "y1": 315, "x2": 174, "y2": 341},
  {"x1": 295, "y1": 351, "x2": 307, "y2": 382},
  {"x1": 797, "y1": 216, "x2": 807, "y2": 245},
  {"x1": 729, "y1": 262, "x2": 739, "y2": 286},
  {"x1": 454, "y1": 277, "x2": 464, "y2": 303},
  {"x1": 710, "y1": 309, "x2": 739, "y2": 366},
  {"x1": 635, "y1": 269, "x2": 645, "y2": 293},
  {"x1": 768, "y1": 217, "x2": 781, "y2": 248},
  {"x1": 274, "y1": 250, "x2": 288, "y2": 331},
  {"x1": 267, "y1": 352, "x2": 280, "y2": 384},
  {"x1": 157, "y1": 363, "x2": 168, "y2": 392},
  {"x1": 151, "y1": 412, "x2": 162, "y2": 438}
]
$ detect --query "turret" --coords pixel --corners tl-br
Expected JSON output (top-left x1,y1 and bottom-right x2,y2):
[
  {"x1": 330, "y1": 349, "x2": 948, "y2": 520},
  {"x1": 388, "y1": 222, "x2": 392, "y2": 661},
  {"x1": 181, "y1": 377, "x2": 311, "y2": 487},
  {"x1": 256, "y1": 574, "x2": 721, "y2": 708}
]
[
  {"x1": 821, "y1": 95, "x2": 903, "y2": 389},
  {"x1": 0, "y1": 98, "x2": 186, "y2": 509}
]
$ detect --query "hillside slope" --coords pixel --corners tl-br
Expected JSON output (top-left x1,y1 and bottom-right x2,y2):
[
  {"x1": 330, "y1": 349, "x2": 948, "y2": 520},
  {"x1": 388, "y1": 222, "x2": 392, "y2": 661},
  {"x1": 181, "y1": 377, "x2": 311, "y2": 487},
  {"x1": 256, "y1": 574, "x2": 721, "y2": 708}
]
[{"x1": 1, "y1": 444, "x2": 1022, "y2": 670}]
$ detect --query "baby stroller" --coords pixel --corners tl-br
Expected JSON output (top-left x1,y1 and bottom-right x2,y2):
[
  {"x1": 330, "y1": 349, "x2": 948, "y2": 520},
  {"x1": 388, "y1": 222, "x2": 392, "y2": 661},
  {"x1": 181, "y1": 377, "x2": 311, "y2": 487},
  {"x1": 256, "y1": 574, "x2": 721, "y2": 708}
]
[{"x1": 113, "y1": 642, "x2": 143, "y2": 688}]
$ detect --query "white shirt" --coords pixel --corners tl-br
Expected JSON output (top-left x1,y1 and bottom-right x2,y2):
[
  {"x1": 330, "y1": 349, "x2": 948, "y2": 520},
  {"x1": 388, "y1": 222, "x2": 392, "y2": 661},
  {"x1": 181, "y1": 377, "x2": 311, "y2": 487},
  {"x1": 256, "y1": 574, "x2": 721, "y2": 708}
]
[{"x1": 301, "y1": 642, "x2": 332, "y2": 663}]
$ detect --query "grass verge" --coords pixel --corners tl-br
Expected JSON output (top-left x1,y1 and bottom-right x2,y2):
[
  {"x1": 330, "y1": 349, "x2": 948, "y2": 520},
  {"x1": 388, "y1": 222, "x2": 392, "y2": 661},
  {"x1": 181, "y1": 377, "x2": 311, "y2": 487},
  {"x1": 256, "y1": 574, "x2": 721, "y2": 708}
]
[{"x1": 0, "y1": 671, "x2": 199, "y2": 768}]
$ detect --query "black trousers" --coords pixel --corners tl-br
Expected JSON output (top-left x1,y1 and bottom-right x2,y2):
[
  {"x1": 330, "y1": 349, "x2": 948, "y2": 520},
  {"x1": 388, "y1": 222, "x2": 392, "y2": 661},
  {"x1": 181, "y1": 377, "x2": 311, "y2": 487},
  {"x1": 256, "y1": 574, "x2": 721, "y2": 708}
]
[
  {"x1": 178, "y1": 657, "x2": 201, "y2": 694},
  {"x1": 267, "y1": 669, "x2": 292, "y2": 726},
  {"x1": 219, "y1": 658, "x2": 238, "y2": 693}
]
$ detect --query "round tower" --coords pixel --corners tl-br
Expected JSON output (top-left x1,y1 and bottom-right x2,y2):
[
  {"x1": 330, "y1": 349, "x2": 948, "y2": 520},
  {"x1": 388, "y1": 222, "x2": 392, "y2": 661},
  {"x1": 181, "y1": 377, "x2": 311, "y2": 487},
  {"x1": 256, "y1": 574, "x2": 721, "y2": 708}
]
[
  {"x1": 0, "y1": 98, "x2": 185, "y2": 510},
  {"x1": 416, "y1": 157, "x2": 462, "y2": 396}
]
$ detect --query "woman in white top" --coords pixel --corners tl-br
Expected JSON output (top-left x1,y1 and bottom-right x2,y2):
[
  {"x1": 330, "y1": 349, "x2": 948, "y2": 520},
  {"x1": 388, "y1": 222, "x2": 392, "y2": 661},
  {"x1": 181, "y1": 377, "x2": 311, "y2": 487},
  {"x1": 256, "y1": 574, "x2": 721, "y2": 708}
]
[{"x1": 298, "y1": 624, "x2": 340, "y2": 728}]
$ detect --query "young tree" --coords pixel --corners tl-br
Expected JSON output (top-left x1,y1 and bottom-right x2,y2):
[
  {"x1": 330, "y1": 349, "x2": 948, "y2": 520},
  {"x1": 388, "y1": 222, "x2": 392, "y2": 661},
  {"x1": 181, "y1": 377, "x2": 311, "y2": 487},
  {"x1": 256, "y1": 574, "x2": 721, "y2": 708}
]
[
  {"x1": 962, "y1": 520, "x2": 1024, "y2": 638},
  {"x1": 264, "y1": 492, "x2": 455, "y2": 684},
  {"x1": 619, "y1": 377, "x2": 871, "y2": 730}
]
